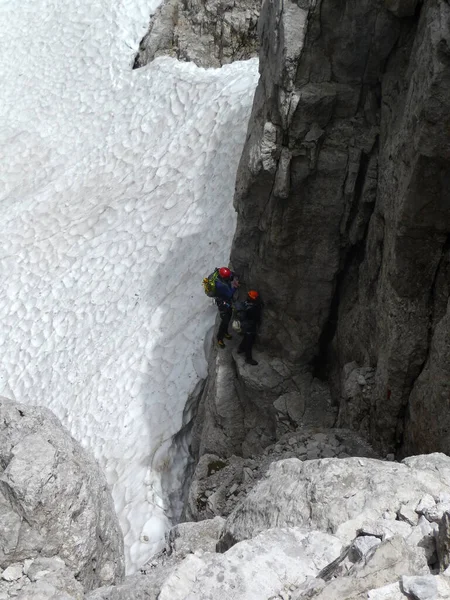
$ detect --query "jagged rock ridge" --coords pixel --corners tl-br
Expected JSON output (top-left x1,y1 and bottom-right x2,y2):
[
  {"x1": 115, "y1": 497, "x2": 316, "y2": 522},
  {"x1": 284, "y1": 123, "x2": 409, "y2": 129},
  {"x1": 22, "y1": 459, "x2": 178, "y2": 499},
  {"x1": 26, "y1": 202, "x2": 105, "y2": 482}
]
[{"x1": 133, "y1": 0, "x2": 260, "y2": 69}]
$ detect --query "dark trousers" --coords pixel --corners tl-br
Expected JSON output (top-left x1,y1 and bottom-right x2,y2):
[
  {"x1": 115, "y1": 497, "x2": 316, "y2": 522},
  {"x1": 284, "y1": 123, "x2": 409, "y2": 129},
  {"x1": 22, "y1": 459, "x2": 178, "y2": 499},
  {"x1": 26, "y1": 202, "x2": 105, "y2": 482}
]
[
  {"x1": 217, "y1": 307, "x2": 232, "y2": 341},
  {"x1": 238, "y1": 331, "x2": 256, "y2": 359}
]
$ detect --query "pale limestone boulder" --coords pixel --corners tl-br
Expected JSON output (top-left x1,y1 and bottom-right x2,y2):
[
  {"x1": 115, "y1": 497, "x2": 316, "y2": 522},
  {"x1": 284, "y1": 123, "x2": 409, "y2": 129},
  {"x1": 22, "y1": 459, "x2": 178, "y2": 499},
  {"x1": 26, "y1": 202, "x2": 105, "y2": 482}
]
[
  {"x1": 0, "y1": 557, "x2": 84, "y2": 600},
  {"x1": 158, "y1": 527, "x2": 342, "y2": 600},
  {"x1": 0, "y1": 398, "x2": 124, "y2": 591},
  {"x1": 406, "y1": 516, "x2": 438, "y2": 564},
  {"x1": 88, "y1": 518, "x2": 224, "y2": 599},
  {"x1": 186, "y1": 429, "x2": 377, "y2": 523},
  {"x1": 1, "y1": 564, "x2": 22, "y2": 582},
  {"x1": 351, "y1": 535, "x2": 381, "y2": 560},
  {"x1": 367, "y1": 582, "x2": 404, "y2": 599},
  {"x1": 219, "y1": 455, "x2": 450, "y2": 550},
  {"x1": 401, "y1": 574, "x2": 450, "y2": 599},
  {"x1": 307, "y1": 537, "x2": 428, "y2": 600},
  {"x1": 86, "y1": 570, "x2": 171, "y2": 600},
  {"x1": 87, "y1": 452, "x2": 450, "y2": 598},
  {"x1": 166, "y1": 517, "x2": 225, "y2": 559},
  {"x1": 88, "y1": 527, "x2": 342, "y2": 600}
]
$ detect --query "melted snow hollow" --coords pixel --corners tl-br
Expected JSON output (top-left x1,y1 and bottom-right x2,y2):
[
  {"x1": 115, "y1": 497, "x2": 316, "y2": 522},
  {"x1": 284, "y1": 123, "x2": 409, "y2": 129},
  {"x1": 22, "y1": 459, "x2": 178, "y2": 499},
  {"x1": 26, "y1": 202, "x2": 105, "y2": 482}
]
[{"x1": 0, "y1": 0, "x2": 259, "y2": 570}]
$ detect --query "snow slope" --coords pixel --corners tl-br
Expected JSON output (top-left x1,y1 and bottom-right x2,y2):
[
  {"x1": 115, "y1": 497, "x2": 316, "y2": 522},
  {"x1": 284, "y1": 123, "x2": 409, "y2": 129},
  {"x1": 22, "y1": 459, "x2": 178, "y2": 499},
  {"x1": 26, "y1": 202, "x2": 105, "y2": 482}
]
[{"x1": 0, "y1": 0, "x2": 259, "y2": 570}]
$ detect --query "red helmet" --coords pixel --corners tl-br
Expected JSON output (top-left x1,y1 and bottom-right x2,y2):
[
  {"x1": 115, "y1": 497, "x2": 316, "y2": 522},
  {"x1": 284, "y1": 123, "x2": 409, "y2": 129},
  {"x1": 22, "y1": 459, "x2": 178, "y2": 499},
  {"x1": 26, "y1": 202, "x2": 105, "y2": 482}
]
[
  {"x1": 219, "y1": 267, "x2": 231, "y2": 279},
  {"x1": 248, "y1": 290, "x2": 259, "y2": 300}
]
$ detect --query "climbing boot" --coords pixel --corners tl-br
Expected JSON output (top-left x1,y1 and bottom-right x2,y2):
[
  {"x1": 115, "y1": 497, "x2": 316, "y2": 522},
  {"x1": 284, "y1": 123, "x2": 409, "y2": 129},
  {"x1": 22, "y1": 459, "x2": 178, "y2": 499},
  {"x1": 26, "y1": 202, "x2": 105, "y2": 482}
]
[
  {"x1": 224, "y1": 333, "x2": 232, "y2": 340},
  {"x1": 246, "y1": 358, "x2": 258, "y2": 366},
  {"x1": 217, "y1": 340, "x2": 226, "y2": 349}
]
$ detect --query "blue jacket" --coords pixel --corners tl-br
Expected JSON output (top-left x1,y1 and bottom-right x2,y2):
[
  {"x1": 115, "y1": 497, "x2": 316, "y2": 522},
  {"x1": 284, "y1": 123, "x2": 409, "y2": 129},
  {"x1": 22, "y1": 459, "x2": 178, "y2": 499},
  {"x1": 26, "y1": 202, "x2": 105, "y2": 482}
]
[{"x1": 215, "y1": 276, "x2": 236, "y2": 301}]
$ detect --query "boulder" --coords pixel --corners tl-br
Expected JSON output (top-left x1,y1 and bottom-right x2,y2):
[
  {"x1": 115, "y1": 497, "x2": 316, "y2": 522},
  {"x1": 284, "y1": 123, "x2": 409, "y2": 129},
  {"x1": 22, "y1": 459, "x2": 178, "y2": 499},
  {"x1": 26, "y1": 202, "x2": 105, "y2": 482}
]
[
  {"x1": 1, "y1": 564, "x2": 23, "y2": 582},
  {"x1": 158, "y1": 527, "x2": 342, "y2": 600},
  {"x1": 86, "y1": 455, "x2": 450, "y2": 598},
  {"x1": 88, "y1": 527, "x2": 342, "y2": 600},
  {"x1": 367, "y1": 583, "x2": 405, "y2": 600},
  {"x1": 401, "y1": 574, "x2": 450, "y2": 599},
  {"x1": 86, "y1": 570, "x2": 170, "y2": 600},
  {"x1": 88, "y1": 518, "x2": 224, "y2": 600},
  {"x1": 218, "y1": 454, "x2": 450, "y2": 551},
  {"x1": 309, "y1": 537, "x2": 428, "y2": 599},
  {"x1": 0, "y1": 557, "x2": 84, "y2": 600},
  {"x1": 437, "y1": 512, "x2": 450, "y2": 571},
  {"x1": 186, "y1": 429, "x2": 378, "y2": 522},
  {"x1": 0, "y1": 398, "x2": 124, "y2": 591},
  {"x1": 165, "y1": 517, "x2": 225, "y2": 560}
]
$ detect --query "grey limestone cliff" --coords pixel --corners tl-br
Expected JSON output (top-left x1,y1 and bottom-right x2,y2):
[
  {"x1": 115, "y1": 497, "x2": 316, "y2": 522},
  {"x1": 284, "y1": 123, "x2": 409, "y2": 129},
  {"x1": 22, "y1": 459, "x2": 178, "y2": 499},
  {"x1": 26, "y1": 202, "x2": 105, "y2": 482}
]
[{"x1": 197, "y1": 0, "x2": 450, "y2": 459}]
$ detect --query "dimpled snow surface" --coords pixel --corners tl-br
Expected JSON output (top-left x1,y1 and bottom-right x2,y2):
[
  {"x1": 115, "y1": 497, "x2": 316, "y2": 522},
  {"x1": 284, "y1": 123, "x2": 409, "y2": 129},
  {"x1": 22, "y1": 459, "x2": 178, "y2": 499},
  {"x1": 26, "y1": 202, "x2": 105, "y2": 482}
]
[{"x1": 0, "y1": 0, "x2": 259, "y2": 570}]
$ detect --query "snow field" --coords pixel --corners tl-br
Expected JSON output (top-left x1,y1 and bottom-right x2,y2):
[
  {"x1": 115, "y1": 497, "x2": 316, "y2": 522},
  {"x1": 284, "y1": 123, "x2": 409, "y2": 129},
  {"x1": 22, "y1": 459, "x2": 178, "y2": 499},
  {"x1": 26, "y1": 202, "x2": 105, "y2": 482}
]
[{"x1": 0, "y1": 0, "x2": 259, "y2": 570}]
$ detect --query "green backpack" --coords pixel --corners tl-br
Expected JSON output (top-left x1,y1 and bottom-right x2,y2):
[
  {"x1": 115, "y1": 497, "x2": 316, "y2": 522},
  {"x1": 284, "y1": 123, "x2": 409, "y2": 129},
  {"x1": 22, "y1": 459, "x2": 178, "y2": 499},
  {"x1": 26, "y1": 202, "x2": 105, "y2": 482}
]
[{"x1": 202, "y1": 268, "x2": 220, "y2": 297}]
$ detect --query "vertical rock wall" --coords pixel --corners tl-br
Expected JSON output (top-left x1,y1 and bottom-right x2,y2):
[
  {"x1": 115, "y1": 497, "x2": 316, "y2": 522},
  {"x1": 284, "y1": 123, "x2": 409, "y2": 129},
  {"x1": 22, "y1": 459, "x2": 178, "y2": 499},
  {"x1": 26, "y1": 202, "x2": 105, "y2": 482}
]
[
  {"x1": 226, "y1": 0, "x2": 450, "y2": 456},
  {"x1": 335, "y1": 0, "x2": 450, "y2": 454},
  {"x1": 231, "y1": 0, "x2": 402, "y2": 366}
]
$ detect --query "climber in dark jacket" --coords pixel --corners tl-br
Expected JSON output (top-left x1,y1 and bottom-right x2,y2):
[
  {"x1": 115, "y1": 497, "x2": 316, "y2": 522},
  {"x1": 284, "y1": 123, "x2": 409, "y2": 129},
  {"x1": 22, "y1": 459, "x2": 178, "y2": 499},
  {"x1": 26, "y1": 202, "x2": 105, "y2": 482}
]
[
  {"x1": 215, "y1": 267, "x2": 239, "y2": 348},
  {"x1": 237, "y1": 290, "x2": 262, "y2": 365}
]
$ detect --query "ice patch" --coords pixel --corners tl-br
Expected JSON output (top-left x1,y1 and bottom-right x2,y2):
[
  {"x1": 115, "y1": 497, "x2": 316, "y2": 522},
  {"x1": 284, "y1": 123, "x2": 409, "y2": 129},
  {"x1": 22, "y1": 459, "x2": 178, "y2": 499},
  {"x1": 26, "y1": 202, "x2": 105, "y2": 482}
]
[{"x1": 0, "y1": 0, "x2": 259, "y2": 571}]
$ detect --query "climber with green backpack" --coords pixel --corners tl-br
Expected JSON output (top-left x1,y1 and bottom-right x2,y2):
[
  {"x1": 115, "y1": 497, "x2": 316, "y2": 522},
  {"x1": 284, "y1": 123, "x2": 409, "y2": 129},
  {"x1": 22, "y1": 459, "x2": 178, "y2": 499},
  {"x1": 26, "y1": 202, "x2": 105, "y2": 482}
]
[{"x1": 202, "y1": 267, "x2": 239, "y2": 348}]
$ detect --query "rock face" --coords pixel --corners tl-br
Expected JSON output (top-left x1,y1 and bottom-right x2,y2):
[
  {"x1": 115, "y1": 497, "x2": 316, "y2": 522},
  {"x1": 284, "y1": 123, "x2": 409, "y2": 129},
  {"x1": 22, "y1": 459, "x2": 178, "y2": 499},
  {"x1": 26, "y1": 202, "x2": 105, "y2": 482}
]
[
  {"x1": 86, "y1": 518, "x2": 225, "y2": 600},
  {"x1": 191, "y1": 336, "x2": 337, "y2": 460},
  {"x1": 89, "y1": 527, "x2": 343, "y2": 600},
  {"x1": 157, "y1": 528, "x2": 342, "y2": 600},
  {"x1": 186, "y1": 427, "x2": 377, "y2": 522},
  {"x1": 133, "y1": 0, "x2": 260, "y2": 69},
  {"x1": 0, "y1": 398, "x2": 124, "y2": 592},
  {"x1": 85, "y1": 454, "x2": 450, "y2": 599},
  {"x1": 165, "y1": 517, "x2": 225, "y2": 558},
  {"x1": 218, "y1": 453, "x2": 450, "y2": 553},
  {"x1": 304, "y1": 537, "x2": 431, "y2": 599},
  {"x1": 225, "y1": 0, "x2": 450, "y2": 456}
]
